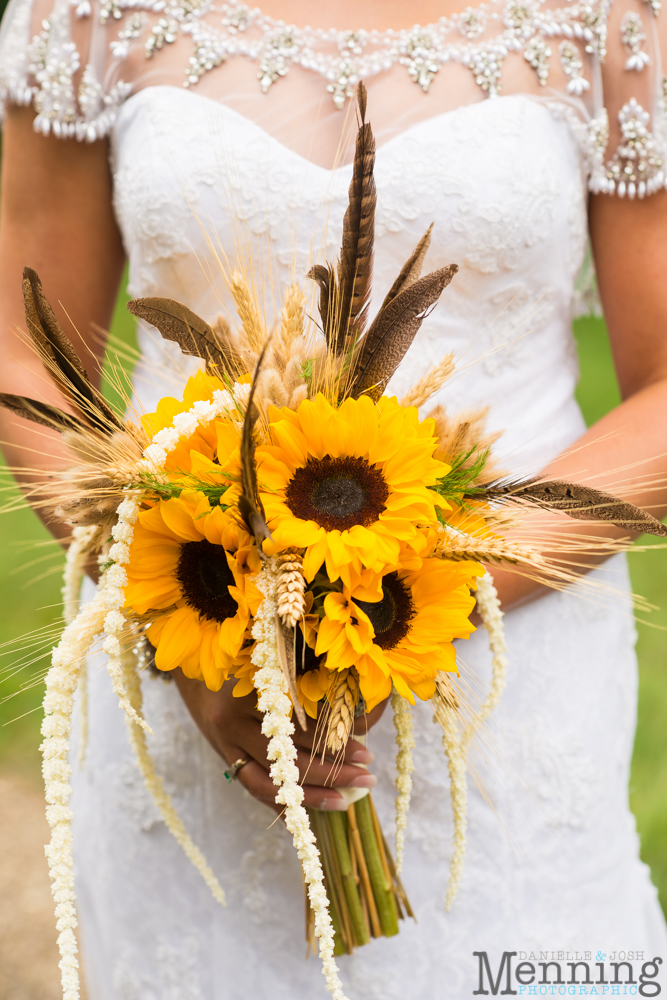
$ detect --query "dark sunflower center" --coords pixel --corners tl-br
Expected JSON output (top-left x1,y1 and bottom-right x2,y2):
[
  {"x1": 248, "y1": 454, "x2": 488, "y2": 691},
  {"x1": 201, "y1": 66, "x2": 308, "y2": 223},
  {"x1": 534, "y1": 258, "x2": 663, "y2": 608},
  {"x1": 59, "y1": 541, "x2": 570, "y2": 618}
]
[
  {"x1": 353, "y1": 573, "x2": 415, "y2": 650},
  {"x1": 285, "y1": 454, "x2": 389, "y2": 532},
  {"x1": 176, "y1": 540, "x2": 238, "y2": 624}
]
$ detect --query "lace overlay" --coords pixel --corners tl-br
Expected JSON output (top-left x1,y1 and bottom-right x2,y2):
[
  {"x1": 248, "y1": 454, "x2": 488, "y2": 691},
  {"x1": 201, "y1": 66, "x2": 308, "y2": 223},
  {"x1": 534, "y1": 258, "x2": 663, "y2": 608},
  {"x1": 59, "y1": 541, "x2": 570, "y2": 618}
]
[{"x1": 73, "y1": 556, "x2": 667, "y2": 1000}]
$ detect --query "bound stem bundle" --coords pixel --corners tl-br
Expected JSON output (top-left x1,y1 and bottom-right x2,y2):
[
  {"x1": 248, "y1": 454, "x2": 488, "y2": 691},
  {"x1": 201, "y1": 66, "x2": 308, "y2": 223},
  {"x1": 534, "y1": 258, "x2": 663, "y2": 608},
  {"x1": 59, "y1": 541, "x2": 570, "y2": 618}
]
[{"x1": 306, "y1": 796, "x2": 412, "y2": 956}]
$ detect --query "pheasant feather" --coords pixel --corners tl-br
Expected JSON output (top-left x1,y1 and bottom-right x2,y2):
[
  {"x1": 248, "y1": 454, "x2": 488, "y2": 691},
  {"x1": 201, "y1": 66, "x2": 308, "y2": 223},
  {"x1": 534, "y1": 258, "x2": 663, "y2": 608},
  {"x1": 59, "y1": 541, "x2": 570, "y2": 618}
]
[
  {"x1": 336, "y1": 80, "x2": 376, "y2": 351},
  {"x1": 127, "y1": 297, "x2": 238, "y2": 375},
  {"x1": 379, "y1": 223, "x2": 434, "y2": 312},
  {"x1": 351, "y1": 265, "x2": 458, "y2": 401},
  {"x1": 23, "y1": 267, "x2": 120, "y2": 433},
  {"x1": 238, "y1": 346, "x2": 272, "y2": 547},
  {"x1": 0, "y1": 393, "x2": 85, "y2": 433},
  {"x1": 485, "y1": 478, "x2": 667, "y2": 536}
]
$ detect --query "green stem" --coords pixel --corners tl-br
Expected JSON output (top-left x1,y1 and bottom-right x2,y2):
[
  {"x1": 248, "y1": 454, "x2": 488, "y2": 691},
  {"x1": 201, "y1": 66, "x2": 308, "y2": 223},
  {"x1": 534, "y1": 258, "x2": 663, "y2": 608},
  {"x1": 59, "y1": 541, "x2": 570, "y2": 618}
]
[
  {"x1": 307, "y1": 809, "x2": 347, "y2": 955},
  {"x1": 327, "y1": 811, "x2": 370, "y2": 947},
  {"x1": 355, "y1": 796, "x2": 399, "y2": 937}
]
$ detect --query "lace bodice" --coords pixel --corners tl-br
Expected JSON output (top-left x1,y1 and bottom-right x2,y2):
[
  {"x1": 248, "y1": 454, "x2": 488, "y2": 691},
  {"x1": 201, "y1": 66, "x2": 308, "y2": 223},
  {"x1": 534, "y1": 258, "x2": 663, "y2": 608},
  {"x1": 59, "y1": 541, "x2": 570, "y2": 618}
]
[
  {"x1": 0, "y1": 0, "x2": 667, "y2": 194},
  {"x1": 114, "y1": 88, "x2": 589, "y2": 479}
]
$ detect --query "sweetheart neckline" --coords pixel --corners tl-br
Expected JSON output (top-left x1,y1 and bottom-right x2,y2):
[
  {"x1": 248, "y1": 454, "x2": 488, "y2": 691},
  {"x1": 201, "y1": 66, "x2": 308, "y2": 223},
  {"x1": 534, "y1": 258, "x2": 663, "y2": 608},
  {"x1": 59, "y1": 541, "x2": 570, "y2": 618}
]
[{"x1": 114, "y1": 85, "x2": 563, "y2": 174}]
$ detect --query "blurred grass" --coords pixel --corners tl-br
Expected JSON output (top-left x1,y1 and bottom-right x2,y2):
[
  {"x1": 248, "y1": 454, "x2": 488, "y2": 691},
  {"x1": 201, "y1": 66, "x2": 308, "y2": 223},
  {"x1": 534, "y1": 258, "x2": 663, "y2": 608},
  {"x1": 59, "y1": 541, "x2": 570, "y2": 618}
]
[
  {"x1": 630, "y1": 555, "x2": 667, "y2": 904},
  {"x1": 0, "y1": 298, "x2": 665, "y2": 908},
  {"x1": 575, "y1": 318, "x2": 667, "y2": 908}
]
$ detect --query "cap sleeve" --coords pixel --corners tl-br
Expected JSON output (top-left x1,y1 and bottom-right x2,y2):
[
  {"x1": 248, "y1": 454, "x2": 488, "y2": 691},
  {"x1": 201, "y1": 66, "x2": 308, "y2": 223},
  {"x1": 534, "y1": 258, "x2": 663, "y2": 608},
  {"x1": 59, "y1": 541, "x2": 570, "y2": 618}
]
[
  {"x1": 0, "y1": 0, "x2": 131, "y2": 140},
  {"x1": 593, "y1": 0, "x2": 667, "y2": 197}
]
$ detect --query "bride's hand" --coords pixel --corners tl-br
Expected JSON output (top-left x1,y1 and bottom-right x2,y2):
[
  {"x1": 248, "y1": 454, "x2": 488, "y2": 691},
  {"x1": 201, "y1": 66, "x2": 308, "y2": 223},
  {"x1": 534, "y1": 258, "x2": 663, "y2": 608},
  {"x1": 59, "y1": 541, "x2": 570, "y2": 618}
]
[{"x1": 173, "y1": 668, "x2": 386, "y2": 814}]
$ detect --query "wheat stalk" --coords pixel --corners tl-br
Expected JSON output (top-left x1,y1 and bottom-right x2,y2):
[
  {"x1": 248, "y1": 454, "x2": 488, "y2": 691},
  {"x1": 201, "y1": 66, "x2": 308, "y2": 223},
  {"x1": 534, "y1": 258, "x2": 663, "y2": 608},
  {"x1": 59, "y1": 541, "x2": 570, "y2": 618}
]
[
  {"x1": 400, "y1": 352, "x2": 455, "y2": 408},
  {"x1": 279, "y1": 283, "x2": 306, "y2": 355},
  {"x1": 462, "y1": 572, "x2": 508, "y2": 749},
  {"x1": 326, "y1": 669, "x2": 359, "y2": 753},
  {"x1": 230, "y1": 270, "x2": 265, "y2": 350},
  {"x1": 276, "y1": 550, "x2": 306, "y2": 628},
  {"x1": 436, "y1": 528, "x2": 545, "y2": 568},
  {"x1": 429, "y1": 404, "x2": 503, "y2": 484}
]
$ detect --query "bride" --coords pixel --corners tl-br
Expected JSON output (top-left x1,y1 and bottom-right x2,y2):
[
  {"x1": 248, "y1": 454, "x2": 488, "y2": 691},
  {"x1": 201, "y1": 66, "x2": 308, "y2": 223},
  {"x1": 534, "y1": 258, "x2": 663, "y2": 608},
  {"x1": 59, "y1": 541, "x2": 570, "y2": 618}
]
[{"x1": 0, "y1": 0, "x2": 666, "y2": 996}]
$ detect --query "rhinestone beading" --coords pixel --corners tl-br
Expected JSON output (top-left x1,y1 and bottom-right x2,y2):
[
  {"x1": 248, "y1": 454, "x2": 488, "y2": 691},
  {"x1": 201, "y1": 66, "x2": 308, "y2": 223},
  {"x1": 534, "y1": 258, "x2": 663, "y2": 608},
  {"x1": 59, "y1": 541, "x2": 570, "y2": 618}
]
[
  {"x1": 524, "y1": 35, "x2": 551, "y2": 85},
  {"x1": 91, "y1": 0, "x2": 617, "y2": 107},
  {"x1": 3, "y1": 0, "x2": 667, "y2": 203},
  {"x1": 606, "y1": 98, "x2": 665, "y2": 197},
  {"x1": 559, "y1": 39, "x2": 590, "y2": 95},
  {"x1": 620, "y1": 11, "x2": 650, "y2": 72},
  {"x1": 401, "y1": 28, "x2": 440, "y2": 93}
]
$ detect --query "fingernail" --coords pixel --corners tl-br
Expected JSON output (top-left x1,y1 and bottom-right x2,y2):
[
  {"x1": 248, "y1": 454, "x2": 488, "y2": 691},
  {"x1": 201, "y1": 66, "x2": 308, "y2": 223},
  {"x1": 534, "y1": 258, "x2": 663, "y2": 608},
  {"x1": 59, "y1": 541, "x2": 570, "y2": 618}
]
[
  {"x1": 319, "y1": 796, "x2": 349, "y2": 811},
  {"x1": 351, "y1": 749, "x2": 374, "y2": 764},
  {"x1": 350, "y1": 773, "x2": 377, "y2": 789}
]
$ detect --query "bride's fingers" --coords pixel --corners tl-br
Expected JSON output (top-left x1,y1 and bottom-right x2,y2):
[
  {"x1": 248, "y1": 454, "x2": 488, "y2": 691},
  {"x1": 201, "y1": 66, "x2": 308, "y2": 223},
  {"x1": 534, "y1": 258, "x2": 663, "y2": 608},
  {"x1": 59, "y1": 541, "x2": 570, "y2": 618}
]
[
  {"x1": 222, "y1": 717, "x2": 376, "y2": 790},
  {"x1": 241, "y1": 765, "x2": 349, "y2": 811},
  {"x1": 229, "y1": 751, "x2": 350, "y2": 812},
  {"x1": 234, "y1": 760, "x2": 282, "y2": 813},
  {"x1": 292, "y1": 726, "x2": 375, "y2": 765},
  {"x1": 294, "y1": 746, "x2": 376, "y2": 790}
]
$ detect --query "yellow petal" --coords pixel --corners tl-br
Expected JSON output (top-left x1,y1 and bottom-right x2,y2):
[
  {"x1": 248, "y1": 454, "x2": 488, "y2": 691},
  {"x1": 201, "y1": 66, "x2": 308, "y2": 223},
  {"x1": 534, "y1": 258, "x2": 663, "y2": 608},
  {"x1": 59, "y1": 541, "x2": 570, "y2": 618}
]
[
  {"x1": 154, "y1": 606, "x2": 202, "y2": 671},
  {"x1": 159, "y1": 497, "x2": 206, "y2": 542}
]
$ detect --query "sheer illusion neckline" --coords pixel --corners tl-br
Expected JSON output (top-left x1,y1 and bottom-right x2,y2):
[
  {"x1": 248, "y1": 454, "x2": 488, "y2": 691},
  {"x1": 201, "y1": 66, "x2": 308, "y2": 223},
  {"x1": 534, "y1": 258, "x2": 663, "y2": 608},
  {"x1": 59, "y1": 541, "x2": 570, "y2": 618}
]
[
  {"x1": 216, "y1": 0, "x2": 506, "y2": 38},
  {"x1": 119, "y1": 84, "x2": 554, "y2": 170}
]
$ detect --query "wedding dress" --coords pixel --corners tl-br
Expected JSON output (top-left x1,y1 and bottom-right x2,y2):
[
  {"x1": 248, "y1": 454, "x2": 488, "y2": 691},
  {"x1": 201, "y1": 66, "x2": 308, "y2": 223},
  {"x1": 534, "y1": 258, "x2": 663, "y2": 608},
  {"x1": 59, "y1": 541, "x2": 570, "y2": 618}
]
[{"x1": 1, "y1": 0, "x2": 667, "y2": 996}]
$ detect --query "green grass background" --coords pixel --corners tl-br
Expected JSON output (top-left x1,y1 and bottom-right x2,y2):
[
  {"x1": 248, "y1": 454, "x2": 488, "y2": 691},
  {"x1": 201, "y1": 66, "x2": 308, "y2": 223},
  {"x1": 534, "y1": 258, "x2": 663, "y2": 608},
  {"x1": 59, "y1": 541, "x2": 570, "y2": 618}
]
[{"x1": 1, "y1": 298, "x2": 666, "y2": 907}]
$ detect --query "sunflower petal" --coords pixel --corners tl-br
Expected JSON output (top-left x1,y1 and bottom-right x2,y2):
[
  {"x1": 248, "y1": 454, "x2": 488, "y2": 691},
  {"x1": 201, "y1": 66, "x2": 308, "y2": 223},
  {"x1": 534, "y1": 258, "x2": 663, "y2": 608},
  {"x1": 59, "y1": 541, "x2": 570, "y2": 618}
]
[{"x1": 154, "y1": 606, "x2": 202, "y2": 671}]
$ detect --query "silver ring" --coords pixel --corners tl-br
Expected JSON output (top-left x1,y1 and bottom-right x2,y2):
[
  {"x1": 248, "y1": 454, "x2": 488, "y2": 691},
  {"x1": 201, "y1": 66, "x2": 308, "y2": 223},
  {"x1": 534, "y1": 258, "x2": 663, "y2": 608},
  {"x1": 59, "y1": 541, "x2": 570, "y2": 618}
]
[{"x1": 224, "y1": 758, "x2": 249, "y2": 784}]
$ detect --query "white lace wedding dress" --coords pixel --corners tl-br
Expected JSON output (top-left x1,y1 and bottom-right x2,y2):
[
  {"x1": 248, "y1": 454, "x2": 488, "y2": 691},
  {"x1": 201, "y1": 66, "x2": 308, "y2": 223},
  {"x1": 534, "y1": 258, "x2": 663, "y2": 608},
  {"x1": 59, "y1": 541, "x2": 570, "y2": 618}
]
[{"x1": 2, "y1": 0, "x2": 667, "y2": 996}]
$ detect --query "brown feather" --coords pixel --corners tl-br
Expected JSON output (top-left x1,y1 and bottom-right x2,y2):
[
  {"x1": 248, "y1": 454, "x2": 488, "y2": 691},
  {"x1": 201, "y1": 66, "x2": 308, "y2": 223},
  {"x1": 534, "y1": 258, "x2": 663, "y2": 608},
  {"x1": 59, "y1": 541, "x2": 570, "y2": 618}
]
[
  {"x1": 0, "y1": 393, "x2": 85, "y2": 433},
  {"x1": 351, "y1": 264, "x2": 458, "y2": 401},
  {"x1": 238, "y1": 345, "x2": 272, "y2": 547},
  {"x1": 126, "y1": 297, "x2": 237, "y2": 374},
  {"x1": 486, "y1": 478, "x2": 667, "y2": 537},
  {"x1": 379, "y1": 223, "x2": 434, "y2": 312},
  {"x1": 335, "y1": 82, "x2": 376, "y2": 351},
  {"x1": 275, "y1": 614, "x2": 307, "y2": 731},
  {"x1": 306, "y1": 263, "x2": 336, "y2": 341},
  {"x1": 23, "y1": 268, "x2": 120, "y2": 433}
]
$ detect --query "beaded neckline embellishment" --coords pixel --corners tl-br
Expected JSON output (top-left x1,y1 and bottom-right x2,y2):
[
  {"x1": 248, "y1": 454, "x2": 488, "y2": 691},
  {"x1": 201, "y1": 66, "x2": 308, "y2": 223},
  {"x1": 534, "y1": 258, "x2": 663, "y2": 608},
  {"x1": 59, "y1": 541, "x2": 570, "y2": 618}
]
[
  {"x1": 0, "y1": 0, "x2": 664, "y2": 197},
  {"x1": 96, "y1": 0, "x2": 620, "y2": 106}
]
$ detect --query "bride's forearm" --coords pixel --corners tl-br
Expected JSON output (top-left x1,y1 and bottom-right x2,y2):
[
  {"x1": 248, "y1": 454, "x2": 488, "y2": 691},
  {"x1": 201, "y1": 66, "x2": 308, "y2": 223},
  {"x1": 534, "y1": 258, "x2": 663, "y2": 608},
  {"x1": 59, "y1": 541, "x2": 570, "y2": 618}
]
[
  {"x1": 487, "y1": 375, "x2": 667, "y2": 612},
  {"x1": 492, "y1": 190, "x2": 667, "y2": 613},
  {"x1": 0, "y1": 107, "x2": 125, "y2": 540}
]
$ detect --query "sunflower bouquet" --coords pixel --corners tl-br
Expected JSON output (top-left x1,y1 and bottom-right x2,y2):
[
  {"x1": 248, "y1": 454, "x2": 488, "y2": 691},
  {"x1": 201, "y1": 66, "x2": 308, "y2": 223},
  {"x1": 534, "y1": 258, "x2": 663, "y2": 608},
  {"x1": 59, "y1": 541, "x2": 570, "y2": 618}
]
[{"x1": 3, "y1": 84, "x2": 666, "y2": 1000}]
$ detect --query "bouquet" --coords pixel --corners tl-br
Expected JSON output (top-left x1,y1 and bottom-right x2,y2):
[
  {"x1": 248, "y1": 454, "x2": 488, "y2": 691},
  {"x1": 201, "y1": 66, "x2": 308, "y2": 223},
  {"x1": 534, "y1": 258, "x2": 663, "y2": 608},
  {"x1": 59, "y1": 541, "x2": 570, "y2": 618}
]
[{"x1": 2, "y1": 84, "x2": 665, "y2": 1000}]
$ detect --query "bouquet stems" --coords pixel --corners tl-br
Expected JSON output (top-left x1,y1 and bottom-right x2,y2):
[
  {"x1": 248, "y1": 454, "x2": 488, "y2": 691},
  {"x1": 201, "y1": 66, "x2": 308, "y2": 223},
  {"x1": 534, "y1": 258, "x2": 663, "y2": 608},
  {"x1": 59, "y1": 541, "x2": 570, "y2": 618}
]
[
  {"x1": 306, "y1": 794, "x2": 413, "y2": 956},
  {"x1": 353, "y1": 796, "x2": 399, "y2": 937},
  {"x1": 328, "y1": 810, "x2": 371, "y2": 946}
]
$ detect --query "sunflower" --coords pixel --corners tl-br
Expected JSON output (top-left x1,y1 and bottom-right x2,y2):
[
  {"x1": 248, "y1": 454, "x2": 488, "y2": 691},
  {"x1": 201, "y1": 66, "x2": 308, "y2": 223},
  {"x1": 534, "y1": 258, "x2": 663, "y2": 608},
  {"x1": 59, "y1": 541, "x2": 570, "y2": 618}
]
[
  {"x1": 315, "y1": 555, "x2": 483, "y2": 710},
  {"x1": 231, "y1": 592, "x2": 332, "y2": 718},
  {"x1": 229, "y1": 644, "x2": 257, "y2": 698},
  {"x1": 293, "y1": 595, "x2": 333, "y2": 718},
  {"x1": 141, "y1": 369, "x2": 249, "y2": 484},
  {"x1": 124, "y1": 490, "x2": 262, "y2": 690},
  {"x1": 258, "y1": 393, "x2": 451, "y2": 586}
]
